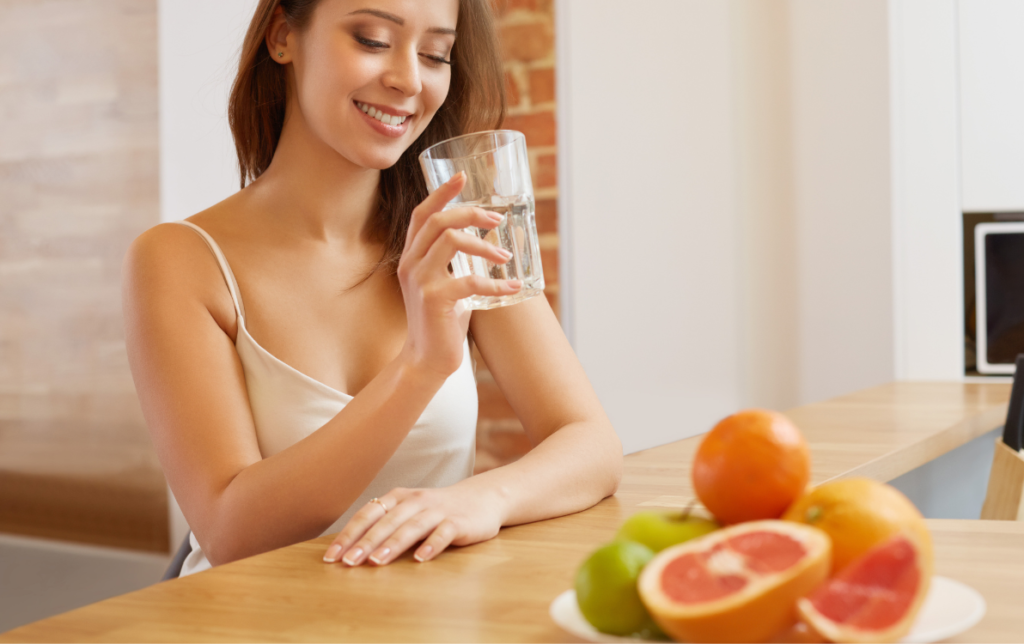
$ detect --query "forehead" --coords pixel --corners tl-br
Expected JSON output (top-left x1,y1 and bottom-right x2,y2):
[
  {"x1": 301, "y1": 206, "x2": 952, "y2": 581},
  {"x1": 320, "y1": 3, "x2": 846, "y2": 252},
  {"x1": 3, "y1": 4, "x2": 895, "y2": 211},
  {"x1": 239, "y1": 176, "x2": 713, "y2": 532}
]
[{"x1": 318, "y1": 0, "x2": 460, "y2": 30}]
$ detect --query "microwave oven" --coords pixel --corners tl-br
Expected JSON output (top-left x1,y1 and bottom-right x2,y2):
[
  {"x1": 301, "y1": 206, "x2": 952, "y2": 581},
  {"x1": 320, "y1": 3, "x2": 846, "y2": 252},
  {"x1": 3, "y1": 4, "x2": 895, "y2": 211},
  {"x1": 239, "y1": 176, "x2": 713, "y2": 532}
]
[{"x1": 975, "y1": 221, "x2": 1024, "y2": 375}]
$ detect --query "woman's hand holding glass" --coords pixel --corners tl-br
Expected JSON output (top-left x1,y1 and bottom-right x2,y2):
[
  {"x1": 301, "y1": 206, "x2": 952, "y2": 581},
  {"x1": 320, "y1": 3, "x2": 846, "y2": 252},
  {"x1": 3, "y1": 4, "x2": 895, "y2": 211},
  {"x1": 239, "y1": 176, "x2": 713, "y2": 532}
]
[
  {"x1": 396, "y1": 171, "x2": 522, "y2": 379},
  {"x1": 322, "y1": 483, "x2": 506, "y2": 565},
  {"x1": 320, "y1": 173, "x2": 521, "y2": 566}
]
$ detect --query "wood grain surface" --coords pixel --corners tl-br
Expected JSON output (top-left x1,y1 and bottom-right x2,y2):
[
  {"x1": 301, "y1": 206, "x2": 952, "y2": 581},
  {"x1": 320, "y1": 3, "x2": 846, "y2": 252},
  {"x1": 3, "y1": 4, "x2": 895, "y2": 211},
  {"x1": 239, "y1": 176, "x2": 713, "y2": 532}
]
[
  {"x1": 980, "y1": 438, "x2": 1024, "y2": 520},
  {"x1": 2, "y1": 381, "x2": 1017, "y2": 642}
]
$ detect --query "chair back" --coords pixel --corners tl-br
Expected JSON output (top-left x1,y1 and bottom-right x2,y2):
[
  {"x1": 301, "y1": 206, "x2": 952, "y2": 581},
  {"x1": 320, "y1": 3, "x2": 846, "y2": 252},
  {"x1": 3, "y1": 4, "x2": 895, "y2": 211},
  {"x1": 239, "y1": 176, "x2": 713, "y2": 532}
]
[{"x1": 161, "y1": 535, "x2": 192, "y2": 581}]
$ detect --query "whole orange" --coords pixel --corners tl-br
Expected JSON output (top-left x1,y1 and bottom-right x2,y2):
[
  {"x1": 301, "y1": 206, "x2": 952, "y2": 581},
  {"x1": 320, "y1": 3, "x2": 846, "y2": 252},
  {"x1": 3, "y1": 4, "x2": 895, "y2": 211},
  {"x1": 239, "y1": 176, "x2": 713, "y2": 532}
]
[
  {"x1": 782, "y1": 477, "x2": 932, "y2": 574},
  {"x1": 691, "y1": 409, "x2": 811, "y2": 525}
]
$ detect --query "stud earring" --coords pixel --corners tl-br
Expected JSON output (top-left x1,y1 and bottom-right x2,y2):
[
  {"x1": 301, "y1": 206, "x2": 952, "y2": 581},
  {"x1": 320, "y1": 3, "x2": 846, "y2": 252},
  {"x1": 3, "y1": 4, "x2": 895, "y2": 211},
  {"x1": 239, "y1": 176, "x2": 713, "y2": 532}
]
[{"x1": 277, "y1": 52, "x2": 284, "y2": 58}]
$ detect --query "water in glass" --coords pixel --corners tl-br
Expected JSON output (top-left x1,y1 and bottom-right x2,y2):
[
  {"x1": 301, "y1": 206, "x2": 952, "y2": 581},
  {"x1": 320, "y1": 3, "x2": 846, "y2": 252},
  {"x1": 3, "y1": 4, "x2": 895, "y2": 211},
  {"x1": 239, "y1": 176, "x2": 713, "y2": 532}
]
[{"x1": 449, "y1": 195, "x2": 544, "y2": 310}]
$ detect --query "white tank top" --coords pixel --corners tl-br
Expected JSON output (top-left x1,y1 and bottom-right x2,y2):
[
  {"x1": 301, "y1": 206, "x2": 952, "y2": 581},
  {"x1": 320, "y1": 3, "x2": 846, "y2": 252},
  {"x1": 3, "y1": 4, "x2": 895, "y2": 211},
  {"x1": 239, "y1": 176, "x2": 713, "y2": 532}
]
[{"x1": 175, "y1": 221, "x2": 478, "y2": 577}]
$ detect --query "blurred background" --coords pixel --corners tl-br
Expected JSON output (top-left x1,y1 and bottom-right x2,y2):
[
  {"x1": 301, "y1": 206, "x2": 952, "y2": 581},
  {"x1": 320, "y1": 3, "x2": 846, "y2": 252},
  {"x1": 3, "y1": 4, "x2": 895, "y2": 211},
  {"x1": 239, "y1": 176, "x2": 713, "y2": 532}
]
[{"x1": 2, "y1": 0, "x2": 1023, "y2": 632}]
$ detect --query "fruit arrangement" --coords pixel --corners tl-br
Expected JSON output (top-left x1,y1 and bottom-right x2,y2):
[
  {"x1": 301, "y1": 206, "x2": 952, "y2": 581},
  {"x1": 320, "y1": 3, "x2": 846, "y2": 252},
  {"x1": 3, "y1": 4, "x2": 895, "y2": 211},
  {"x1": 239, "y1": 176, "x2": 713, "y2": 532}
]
[{"x1": 574, "y1": 409, "x2": 933, "y2": 643}]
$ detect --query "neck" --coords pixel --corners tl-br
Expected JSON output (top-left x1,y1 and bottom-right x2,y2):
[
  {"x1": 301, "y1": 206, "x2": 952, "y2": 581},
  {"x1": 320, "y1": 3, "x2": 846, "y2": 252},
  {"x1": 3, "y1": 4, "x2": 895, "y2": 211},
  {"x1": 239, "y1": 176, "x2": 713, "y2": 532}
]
[{"x1": 250, "y1": 97, "x2": 381, "y2": 245}]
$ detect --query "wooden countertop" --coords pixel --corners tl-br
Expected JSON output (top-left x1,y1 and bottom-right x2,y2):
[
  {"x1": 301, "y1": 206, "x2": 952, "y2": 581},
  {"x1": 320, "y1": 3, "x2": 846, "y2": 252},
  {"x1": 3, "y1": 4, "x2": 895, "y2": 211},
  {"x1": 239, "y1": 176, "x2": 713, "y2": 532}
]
[{"x1": 3, "y1": 382, "x2": 1018, "y2": 642}]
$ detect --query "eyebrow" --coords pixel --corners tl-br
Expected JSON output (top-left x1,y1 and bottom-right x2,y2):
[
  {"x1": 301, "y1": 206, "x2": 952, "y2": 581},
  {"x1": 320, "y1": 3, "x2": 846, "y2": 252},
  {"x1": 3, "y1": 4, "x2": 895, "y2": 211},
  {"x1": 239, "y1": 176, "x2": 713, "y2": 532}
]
[{"x1": 347, "y1": 9, "x2": 458, "y2": 36}]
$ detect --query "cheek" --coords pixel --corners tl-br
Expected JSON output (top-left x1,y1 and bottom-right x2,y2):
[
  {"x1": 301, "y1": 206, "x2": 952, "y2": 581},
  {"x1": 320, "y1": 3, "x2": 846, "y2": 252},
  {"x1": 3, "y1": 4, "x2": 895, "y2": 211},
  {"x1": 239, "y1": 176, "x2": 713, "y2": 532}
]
[
  {"x1": 419, "y1": 75, "x2": 451, "y2": 123},
  {"x1": 294, "y1": 33, "x2": 374, "y2": 114},
  {"x1": 426, "y1": 77, "x2": 448, "y2": 109},
  {"x1": 301, "y1": 51, "x2": 362, "y2": 111}
]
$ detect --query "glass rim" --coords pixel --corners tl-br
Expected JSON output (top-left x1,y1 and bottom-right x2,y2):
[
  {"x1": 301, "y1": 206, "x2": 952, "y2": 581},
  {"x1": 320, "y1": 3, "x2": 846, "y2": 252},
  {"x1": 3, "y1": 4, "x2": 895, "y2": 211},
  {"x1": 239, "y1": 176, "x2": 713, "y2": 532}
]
[{"x1": 419, "y1": 129, "x2": 526, "y2": 163}]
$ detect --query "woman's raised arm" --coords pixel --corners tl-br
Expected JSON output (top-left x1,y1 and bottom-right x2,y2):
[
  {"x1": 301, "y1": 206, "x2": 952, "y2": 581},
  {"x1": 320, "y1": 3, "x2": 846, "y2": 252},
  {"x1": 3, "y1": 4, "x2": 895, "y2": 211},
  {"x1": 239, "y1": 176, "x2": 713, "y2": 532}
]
[{"x1": 468, "y1": 295, "x2": 624, "y2": 525}]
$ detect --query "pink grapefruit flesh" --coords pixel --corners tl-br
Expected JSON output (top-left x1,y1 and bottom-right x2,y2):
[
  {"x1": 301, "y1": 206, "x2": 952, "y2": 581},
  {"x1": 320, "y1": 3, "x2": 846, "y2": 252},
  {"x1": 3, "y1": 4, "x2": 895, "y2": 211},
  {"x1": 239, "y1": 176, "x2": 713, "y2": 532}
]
[
  {"x1": 798, "y1": 533, "x2": 932, "y2": 643},
  {"x1": 639, "y1": 520, "x2": 831, "y2": 643}
]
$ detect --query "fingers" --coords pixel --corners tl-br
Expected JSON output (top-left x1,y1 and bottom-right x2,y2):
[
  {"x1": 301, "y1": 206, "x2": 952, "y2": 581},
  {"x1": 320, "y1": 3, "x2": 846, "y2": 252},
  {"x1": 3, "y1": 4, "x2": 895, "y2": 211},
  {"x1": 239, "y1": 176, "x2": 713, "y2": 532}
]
[
  {"x1": 406, "y1": 172, "x2": 467, "y2": 247},
  {"x1": 366, "y1": 510, "x2": 445, "y2": 565},
  {"x1": 322, "y1": 494, "x2": 402, "y2": 564},
  {"x1": 339, "y1": 500, "x2": 423, "y2": 566},
  {"x1": 405, "y1": 207, "x2": 504, "y2": 264},
  {"x1": 420, "y1": 228, "x2": 512, "y2": 273},
  {"x1": 440, "y1": 275, "x2": 523, "y2": 303},
  {"x1": 414, "y1": 519, "x2": 460, "y2": 563}
]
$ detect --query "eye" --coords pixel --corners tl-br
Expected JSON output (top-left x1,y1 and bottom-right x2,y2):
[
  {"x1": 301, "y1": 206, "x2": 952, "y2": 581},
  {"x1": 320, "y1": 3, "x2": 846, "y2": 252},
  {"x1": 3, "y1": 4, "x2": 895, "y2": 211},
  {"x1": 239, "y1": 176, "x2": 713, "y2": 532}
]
[
  {"x1": 355, "y1": 36, "x2": 388, "y2": 50},
  {"x1": 420, "y1": 53, "x2": 452, "y2": 67}
]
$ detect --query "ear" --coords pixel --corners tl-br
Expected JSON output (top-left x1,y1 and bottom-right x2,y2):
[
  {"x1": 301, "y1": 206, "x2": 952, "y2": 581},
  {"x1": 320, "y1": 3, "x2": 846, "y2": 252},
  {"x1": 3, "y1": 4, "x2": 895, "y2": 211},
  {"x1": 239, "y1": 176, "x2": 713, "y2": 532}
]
[{"x1": 265, "y1": 6, "x2": 293, "y2": 64}]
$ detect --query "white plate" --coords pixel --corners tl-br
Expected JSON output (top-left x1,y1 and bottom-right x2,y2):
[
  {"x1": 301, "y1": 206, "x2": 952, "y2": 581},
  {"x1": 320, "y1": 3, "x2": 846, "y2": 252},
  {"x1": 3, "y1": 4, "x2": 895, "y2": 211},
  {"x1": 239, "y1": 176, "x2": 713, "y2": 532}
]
[{"x1": 549, "y1": 576, "x2": 985, "y2": 643}]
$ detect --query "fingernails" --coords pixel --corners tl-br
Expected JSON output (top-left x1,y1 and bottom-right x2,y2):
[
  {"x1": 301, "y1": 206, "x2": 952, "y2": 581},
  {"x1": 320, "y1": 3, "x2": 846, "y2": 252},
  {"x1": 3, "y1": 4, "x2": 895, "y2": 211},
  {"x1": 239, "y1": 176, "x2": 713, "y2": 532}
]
[
  {"x1": 342, "y1": 547, "x2": 364, "y2": 566},
  {"x1": 447, "y1": 171, "x2": 466, "y2": 184},
  {"x1": 496, "y1": 248, "x2": 513, "y2": 261},
  {"x1": 506, "y1": 280, "x2": 523, "y2": 290},
  {"x1": 486, "y1": 211, "x2": 504, "y2": 223},
  {"x1": 368, "y1": 547, "x2": 391, "y2": 565},
  {"x1": 414, "y1": 545, "x2": 433, "y2": 562},
  {"x1": 323, "y1": 544, "x2": 343, "y2": 563}
]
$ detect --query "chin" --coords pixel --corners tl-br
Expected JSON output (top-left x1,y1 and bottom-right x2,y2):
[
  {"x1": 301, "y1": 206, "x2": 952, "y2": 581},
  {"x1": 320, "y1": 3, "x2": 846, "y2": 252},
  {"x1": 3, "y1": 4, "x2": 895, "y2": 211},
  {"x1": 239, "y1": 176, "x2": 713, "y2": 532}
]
[{"x1": 347, "y1": 148, "x2": 408, "y2": 171}]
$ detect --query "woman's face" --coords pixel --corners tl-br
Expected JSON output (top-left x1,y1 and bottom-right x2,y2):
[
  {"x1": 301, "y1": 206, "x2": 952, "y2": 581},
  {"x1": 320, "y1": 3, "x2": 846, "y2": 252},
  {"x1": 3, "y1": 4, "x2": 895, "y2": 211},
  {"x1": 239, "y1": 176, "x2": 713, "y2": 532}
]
[{"x1": 283, "y1": 0, "x2": 459, "y2": 170}]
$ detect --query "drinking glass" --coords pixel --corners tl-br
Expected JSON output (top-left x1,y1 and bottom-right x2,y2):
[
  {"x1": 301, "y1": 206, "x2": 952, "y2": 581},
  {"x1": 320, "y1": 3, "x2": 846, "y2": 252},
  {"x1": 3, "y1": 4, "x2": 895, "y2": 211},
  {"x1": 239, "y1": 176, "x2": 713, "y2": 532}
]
[{"x1": 419, "y1": 130, "x2": 544, "y2": 310}]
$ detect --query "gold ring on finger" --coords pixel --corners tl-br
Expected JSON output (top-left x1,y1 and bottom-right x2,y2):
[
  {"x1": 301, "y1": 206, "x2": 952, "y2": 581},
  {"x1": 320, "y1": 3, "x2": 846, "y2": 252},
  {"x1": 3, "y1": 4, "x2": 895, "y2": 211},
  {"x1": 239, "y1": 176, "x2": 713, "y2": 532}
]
[{"x1": 369, "y1": 497, "x2": 389, "y2": 513}]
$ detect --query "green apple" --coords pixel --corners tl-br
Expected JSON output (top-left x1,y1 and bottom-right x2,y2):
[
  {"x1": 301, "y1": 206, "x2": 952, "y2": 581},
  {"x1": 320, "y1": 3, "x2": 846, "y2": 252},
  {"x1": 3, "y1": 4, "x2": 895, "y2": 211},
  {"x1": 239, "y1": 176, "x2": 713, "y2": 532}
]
[
  {"x1": 575, "y1": 540, "x2": 661, "y2": 637},
  {"x1": 616, "y1": 509, "x2": 719, "y2": 552}
]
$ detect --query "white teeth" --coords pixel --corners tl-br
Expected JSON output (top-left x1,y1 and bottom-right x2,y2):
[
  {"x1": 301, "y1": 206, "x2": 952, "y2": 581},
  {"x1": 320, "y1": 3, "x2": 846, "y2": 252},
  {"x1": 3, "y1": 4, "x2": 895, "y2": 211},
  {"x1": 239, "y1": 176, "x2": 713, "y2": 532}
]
[{"x1": 357, "y1": 102, "x2": 407, "y2": 126}]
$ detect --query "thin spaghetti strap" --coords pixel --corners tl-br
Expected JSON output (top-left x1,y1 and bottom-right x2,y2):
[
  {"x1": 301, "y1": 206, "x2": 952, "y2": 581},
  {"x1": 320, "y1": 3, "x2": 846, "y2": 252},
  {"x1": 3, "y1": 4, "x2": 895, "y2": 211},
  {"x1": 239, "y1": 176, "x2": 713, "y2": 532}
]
[{"x1": 172, "y1": 221, "x2": 247, "y2": 321}]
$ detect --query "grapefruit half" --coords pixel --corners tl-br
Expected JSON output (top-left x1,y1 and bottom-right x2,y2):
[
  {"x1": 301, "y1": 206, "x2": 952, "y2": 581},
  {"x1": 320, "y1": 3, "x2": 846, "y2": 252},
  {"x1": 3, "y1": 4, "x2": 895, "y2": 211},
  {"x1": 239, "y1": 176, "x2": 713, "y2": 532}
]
[
  {"x1": 638, "y1": 520, "x2": 831, "y2": 643},
  {"x1": 797, "y1": 532, "x2": 932, "y2": 643}
]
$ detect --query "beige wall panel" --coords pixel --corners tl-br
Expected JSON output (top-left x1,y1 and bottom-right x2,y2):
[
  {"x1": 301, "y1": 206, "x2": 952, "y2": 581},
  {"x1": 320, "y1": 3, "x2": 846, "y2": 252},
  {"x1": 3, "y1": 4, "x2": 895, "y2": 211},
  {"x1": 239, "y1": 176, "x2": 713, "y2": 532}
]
[{"x1": 0, "y1": 0, "x2": 165, "y2": 551}]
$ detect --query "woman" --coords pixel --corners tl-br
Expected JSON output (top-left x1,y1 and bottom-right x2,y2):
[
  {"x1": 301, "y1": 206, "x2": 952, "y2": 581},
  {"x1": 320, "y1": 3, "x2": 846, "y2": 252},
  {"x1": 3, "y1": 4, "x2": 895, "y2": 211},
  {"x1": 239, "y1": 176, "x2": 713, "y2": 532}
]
[{"x1": 124, "y1": 0, "x2": 621, "y2": 576}]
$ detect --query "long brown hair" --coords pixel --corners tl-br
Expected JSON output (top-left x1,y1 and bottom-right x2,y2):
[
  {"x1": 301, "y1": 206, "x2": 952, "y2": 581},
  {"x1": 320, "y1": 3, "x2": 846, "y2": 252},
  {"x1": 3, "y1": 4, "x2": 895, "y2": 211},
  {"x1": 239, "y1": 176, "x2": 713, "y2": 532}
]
[{"x1": 229, "y1": 0, "x2": 506, "y2": 271}]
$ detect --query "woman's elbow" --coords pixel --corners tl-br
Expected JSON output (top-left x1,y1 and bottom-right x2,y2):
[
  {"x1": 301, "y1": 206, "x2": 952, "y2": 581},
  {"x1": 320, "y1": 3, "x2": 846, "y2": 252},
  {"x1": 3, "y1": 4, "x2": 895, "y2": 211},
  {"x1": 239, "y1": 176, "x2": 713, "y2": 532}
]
[
  {"x1": 197, "y1": 526, "x2": 240, "y2": 568},
  {"x1": 601, "y1": 425, "x2": 624, "y2": 497}
]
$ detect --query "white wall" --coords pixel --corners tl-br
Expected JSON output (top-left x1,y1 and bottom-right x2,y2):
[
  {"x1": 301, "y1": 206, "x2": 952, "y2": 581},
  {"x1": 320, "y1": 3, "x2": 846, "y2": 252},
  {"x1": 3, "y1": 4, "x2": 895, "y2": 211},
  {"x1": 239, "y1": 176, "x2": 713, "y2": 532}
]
[
  {"x1": 558, "y1": 0, "x2": 742, "y2": 454},
  {"x1": 788, "y1": 0, "x2": 895, "y2": 404},
  {"x1": 559, "y1": 0, "x2": 897, "y2": 453},
  {"x1": 959, "y1": 0, "x2": 1024, "y2": 212},
  {"x1": 158, "y1": 0, "x2": 258, "y2": 223},
  {"x1": 732, "y1": 0, "x2": 800, "y2": 411},
  {"x1": 889, "y1": 0, "x2": 964, "y2": 381}
]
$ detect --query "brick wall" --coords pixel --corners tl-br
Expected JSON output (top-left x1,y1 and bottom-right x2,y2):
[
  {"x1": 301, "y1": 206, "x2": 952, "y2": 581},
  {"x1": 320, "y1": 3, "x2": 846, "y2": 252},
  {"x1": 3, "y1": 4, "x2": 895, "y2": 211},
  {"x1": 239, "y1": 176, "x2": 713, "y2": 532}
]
[{"x1": 474, "y1": 0, "x2": 558, "y2": 473}]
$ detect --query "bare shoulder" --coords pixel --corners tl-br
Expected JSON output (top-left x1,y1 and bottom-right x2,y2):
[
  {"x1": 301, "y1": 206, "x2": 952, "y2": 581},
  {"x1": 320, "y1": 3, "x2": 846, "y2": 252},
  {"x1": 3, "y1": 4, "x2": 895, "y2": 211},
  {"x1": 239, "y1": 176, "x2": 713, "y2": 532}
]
[
  {"x1": 123, "y1": 221, "x2": 237, "y2": 336},
  {"x1": 124, "y1": 221, "x2": 217, "y2": 293},
  {"x1": 125, "y1": 187, "x2": 249, "y2": 279}
]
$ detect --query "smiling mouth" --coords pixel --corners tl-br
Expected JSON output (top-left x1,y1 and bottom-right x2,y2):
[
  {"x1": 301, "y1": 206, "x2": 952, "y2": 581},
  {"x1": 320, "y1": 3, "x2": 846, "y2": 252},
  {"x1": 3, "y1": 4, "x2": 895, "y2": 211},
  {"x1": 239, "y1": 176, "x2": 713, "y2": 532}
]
[{"x1": 355, "y1": 101, "x2": 409, "y2": 126}]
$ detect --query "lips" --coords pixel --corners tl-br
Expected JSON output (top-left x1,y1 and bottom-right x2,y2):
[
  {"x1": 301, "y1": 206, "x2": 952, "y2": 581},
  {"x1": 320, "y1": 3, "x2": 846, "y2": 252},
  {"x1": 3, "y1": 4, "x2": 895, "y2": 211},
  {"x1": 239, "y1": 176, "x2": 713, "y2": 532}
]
[
  {"x1": 353, "y1": 100, "x2": 411, "y2": 138},
  {"x1": 355, "y1": 101, "x2": 408, "y2": 126}
]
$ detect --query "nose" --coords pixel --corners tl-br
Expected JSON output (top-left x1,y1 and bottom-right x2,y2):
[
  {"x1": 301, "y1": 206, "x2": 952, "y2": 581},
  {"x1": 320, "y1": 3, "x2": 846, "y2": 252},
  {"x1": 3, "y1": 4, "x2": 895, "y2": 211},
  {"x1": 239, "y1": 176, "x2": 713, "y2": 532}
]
[{"x1": 382, "y1": 47, "x2": 422, "y2": 97}]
